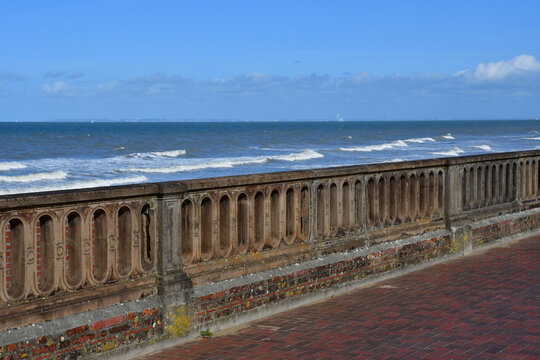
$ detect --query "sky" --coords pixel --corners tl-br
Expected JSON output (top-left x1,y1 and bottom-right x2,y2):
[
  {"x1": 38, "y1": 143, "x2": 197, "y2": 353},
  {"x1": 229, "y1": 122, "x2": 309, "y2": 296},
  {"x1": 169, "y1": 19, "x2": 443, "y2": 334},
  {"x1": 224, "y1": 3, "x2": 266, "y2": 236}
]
[{"x1": 0, "y1": 0, "x2": 539, "y2": 121}]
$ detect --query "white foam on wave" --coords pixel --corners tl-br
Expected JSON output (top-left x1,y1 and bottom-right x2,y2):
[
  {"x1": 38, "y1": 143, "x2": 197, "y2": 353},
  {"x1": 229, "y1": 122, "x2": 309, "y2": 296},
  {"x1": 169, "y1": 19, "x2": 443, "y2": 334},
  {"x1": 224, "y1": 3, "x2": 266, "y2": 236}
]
[
  {"x1": 0, "y1": 170, "x2": 68, "y2": 183},
  {"x1": 526, "y1": 137, "x2": 540, "y2": 141},
  {"x1": 389, "y1": 158, "x2": 404, "y2": 162},
  {"x1": 339, "y1": 140, "x2": 408, "y2": 152},
  {"x1": 431, "y1": 147, "x2": 465, "y2": 156},
  {"x1": 404, "y1": 137, "x2": 436, "y2": 143},
  {"x1": 118, "y1": 150, "x2": 324, "y2": 174},
  {"x1": 470, "y1": 145, "x2": 492, "y2": 151},
  {"x1": 441, "y1": 133, "x2": 455, "y2": 140},
  {"x1": 127, "y1": 149, "x2": 187, "y2": 159},
  {"x1": 273, "y1": 150, "x2": 324, "y2": 161},
  {"x1": 0, "y1": 162, "x2": 27, "y2": 171},
  {"x1": 0, "y1": 176, "x2": 148, "y2": 195},
  {"x1": 122, "y1": 158, "x2": 268, "y2": 174}
]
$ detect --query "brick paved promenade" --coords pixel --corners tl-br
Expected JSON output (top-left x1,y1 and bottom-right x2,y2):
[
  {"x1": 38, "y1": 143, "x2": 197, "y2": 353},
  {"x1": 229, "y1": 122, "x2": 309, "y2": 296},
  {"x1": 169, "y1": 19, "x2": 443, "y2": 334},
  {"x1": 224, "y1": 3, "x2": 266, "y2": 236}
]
[{"x1": 139, "y1": 237, "x2": 540, "y2": 360}]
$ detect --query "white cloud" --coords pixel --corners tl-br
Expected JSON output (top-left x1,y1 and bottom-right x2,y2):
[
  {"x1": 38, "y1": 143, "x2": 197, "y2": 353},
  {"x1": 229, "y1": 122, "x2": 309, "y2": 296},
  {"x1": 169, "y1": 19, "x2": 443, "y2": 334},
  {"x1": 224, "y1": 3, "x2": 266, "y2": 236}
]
[
  {"x1": 457, "y1": 55, "x2": 540, "y2": 81},
  {"x1": 97, "y1": 81, "x2": 118, "y2": 91},
  {"x1": 44, "y1": 70, "x2": 85, "y2": 79},
  {"x1": 43, "y1": 81, "x2": 69, "y2": 94}
]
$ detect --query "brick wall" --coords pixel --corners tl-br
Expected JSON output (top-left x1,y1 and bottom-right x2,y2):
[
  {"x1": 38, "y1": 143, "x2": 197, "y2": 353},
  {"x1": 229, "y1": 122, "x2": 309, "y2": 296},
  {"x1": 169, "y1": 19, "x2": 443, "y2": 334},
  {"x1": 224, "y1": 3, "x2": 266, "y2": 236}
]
[
  {"x1": 0, "y1": 308, "x2": 163, "y2": 360},
  {"x1": 193, "y1": 234, "x2": 455, "y2": 326},
  {"x1": 472, "y1": 212, "x2": 540, "y2": 247}
]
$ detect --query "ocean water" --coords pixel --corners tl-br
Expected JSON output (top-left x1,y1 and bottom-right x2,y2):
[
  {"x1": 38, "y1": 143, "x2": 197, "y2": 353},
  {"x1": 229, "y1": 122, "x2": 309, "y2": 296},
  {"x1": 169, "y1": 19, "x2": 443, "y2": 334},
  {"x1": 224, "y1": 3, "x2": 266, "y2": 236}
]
[{"x1": 0, "y1": 120, "x2": 539, "y2": 195}]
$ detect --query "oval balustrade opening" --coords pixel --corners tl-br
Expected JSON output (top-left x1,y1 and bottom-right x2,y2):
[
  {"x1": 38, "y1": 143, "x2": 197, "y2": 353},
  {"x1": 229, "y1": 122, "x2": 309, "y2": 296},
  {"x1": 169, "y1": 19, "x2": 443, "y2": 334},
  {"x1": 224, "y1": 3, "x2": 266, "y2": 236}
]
[{"x1": 92, "y1": 209, "x2": 108, "y2": 282}]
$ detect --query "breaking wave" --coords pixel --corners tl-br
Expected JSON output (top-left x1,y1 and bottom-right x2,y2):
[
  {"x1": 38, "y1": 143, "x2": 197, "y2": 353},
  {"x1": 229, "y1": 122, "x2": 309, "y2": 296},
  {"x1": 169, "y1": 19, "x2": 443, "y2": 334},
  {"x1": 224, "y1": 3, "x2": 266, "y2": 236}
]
[
  {"x1": 441, "y1": 134, "x2": 455, "y2": 140},
  {"x1": 272, "y1": 150, "x2": 324, "y2": 161},
  {"x1": 339, "y1": 140, "x2": 408, "y2": 152},
  {"x1": 0, "y1": 176, "x2": 148, "y2": 195},
  {"x1": 118, "y1": 150, "x2": 323, "y2": 174},
  {"x1": 0, "y1": 162, "x2": 27, "y2": 171},
  {"x1": 120, "y1": 158, "x2": 268, "y2": 174},
  {"x1": 127, "y1": 149, "x2": 187, "y2": 158},
  {"x1": 470, "y1": 145, "x2": 492, "y2": 151},
  {"x1": 0, "y1": 170, "x2": 68, "y2": 183},
  {"x1": 431, "y1": 147, "x2": 465, "y2": 156},
  {"x1": 404, "y1": 137, "x2": 436, "y2": 143}
]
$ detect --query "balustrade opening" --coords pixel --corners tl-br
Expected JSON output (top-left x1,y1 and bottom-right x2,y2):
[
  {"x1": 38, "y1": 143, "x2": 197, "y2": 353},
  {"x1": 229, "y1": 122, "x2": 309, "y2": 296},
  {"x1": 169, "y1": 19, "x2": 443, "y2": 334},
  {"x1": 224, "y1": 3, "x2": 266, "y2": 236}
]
[
  {"x1": 236, "y1": 194, "x2": 248, "y2": 253},
  {"x1": 330, "y1": 184, "x2": 338, "y2": 233},
  {"x1": 286, "y1": 188, "x2": 295, "y2": 241},
  {"x1": 254, "y1": 192, "x2": 264, "y2": 250},
  {"x1": 505, "y1": 164, "x2": 511, "y2": 201},
  {"x1": 532, "y1": 161, "x2": 536, "y2": 196},
  {"x1": 512, "y1": 163, "x2": 517, "y2": 199},
  {"x1": 409, "y1": 175, "x2": 417, "y2": 219},
  {"x1": 342, "y1": 182, "x2": 350, "y2": 230},
  {"x1": 66, "y1": 212, "x2": 83, "y2": 286},
  {"x1": 92, "y1": 210, "x2": 108, "y2": 281},
  {"x1": 367, "y1": 178, "x2": 376, "y2": 226},
  {"x1": 520, "y1": 162, "x2": 525, "y2": 198},
  {"x1": 528, "y1": 161, "x2": 532, "y2": 196},
  {"x1": 316, "y1": 185, "x2": 325, "y2": 237},
  {"x1": 6, "y1": 219, "x2": 25, "y2": 299},
  {"x1": 476, "y1": 167, "x2": 483, "y2": 206},
  {"x1": 200, "y1": 198, "x2": 213, "y2": 260},
  {"x1": 389, "y1": 177, "x2": 396, "y2": 223},
  {"x1": 300, "y1": 186, "x2": 310, "y2": 240},
  {"x1": 117, "y1": 208, "x2": 132, "y2": 277},
  {"x1": 419, "y1": 173, "x2": 426, "y2": 216},
  {"x1": 498, "y1": 164, "x2": 504, "y2": 201},
  {"x1": 428, "y1": 172, "x2": 435, "y2": 215},
  {"x1": 354, "y1": 180, "x2": 362, "y2": 227},
  {"x1": 491, "y1": 165, "x2": 497, "y2": 202},
  {"x1": 462, "y1": 169, "x2": 468, "y2": 209},
  {"x1": 37, "y1": 215, "x2": 54, "y2": 293},
  {"x1": 270, "y1": 190, "x2": 280, "y2": 247},
  {"x1": 219, "y1": 196, "x2": 231, "y2": 255},
  {"x1": 378, "y1": 178, "x2": 386, "y2": 225},
  {"x1": 181, "y1": 200, "x2": 194, "y2": 264},
  {"x1": 399, "y1": 175, "x2": 407, "y2": 222},
  {"x1": 437, "y1": 171, "x2": 444, "y2": 212},
  {"x1": 484, "y1": 165, "x2": 490, "y2": 205}
]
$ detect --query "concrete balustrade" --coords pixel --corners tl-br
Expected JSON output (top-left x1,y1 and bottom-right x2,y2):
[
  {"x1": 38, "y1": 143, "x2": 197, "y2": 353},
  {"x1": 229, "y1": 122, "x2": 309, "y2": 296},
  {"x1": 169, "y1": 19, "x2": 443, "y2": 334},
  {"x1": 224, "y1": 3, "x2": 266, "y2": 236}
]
[
  {"x1": 0, "y1": 195, "x2": 158, "y2": 316},
  {"x1": 0, "y1": 150, "x2": 539, "y2": 333}
]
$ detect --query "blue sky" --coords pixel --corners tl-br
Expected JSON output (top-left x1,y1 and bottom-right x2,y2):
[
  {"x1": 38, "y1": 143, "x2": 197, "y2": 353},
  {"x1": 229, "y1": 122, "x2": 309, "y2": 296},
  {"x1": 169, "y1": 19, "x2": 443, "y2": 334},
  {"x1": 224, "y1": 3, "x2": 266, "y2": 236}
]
[{"x1": 1, "y1": 0, "x2": 539, "y2": 121}]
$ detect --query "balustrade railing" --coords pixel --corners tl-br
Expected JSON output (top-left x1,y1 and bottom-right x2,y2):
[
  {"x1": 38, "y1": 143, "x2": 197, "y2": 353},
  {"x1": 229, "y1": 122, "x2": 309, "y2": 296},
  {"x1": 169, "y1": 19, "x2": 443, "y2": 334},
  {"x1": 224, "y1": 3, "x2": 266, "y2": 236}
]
[
  {"x1": 0, "y1": 195, "x2": 157, "y2": 304},
  {"x1": 459, "y1": 155, "x2": 540, "y2": 211},
  {"x1": 1, "y1": 150, "x2": 539, "y2": 323}
]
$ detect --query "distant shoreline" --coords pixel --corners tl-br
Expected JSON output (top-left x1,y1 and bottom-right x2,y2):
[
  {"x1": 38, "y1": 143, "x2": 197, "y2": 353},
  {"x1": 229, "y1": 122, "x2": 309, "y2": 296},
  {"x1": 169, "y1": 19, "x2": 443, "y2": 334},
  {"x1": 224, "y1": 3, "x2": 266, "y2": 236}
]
[{"x1": 0, "y1": 118, "x2": 538, "y2": 123}]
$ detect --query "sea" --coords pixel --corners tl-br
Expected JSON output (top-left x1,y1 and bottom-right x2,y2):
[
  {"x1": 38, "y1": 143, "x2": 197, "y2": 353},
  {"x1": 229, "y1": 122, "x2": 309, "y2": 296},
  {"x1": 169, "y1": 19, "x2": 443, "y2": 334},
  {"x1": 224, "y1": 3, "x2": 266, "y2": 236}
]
[{"x1": 1, "y1": 120, "x2": 539, "y2": 196}]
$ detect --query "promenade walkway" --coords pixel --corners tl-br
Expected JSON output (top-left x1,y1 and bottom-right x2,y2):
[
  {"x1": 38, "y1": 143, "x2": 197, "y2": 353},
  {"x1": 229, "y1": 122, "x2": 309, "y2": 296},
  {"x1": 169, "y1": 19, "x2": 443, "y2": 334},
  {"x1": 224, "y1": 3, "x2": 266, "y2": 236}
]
[{"x1": 139, "y1": 236, "x2": 540, "y2": 359}]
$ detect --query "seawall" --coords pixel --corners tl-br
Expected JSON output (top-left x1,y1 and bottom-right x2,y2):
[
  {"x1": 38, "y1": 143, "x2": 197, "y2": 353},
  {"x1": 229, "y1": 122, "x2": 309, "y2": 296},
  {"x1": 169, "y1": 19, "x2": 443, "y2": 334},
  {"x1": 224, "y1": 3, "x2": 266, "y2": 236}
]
[{"x1": 1, "y1": 150, "x2": 539, "y2": 359}]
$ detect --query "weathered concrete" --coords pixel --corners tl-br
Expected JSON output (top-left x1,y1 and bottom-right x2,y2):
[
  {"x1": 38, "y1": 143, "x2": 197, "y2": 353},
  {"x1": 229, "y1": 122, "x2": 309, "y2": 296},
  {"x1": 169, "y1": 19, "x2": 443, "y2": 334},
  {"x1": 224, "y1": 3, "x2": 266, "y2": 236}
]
[{"x1": 0, "y1": 150, "x2": 540, "y2": 358}]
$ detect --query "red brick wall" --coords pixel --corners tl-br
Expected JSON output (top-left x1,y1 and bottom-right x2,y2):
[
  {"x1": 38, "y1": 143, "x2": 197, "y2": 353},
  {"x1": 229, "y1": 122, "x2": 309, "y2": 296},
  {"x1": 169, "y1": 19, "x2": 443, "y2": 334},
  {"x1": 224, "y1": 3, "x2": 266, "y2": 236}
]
[{"x1": 0, "y1": 308, "x2": 162, "y2": 360}]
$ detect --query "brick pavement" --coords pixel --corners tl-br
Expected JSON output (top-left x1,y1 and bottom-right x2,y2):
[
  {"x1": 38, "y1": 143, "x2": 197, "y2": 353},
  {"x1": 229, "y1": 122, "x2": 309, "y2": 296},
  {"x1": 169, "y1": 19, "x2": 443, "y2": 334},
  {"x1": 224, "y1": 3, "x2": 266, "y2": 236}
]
[{"x1": 138, "y1": 237, "x2": 540, "y2": 359}]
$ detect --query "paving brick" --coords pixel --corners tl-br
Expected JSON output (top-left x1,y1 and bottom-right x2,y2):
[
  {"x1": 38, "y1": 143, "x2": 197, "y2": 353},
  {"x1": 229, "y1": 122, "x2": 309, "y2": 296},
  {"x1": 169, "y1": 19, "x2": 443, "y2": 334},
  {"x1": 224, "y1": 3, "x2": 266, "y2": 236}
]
[{"x1": 139, "y1": 236, "x2": 540, "y2": 360}]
